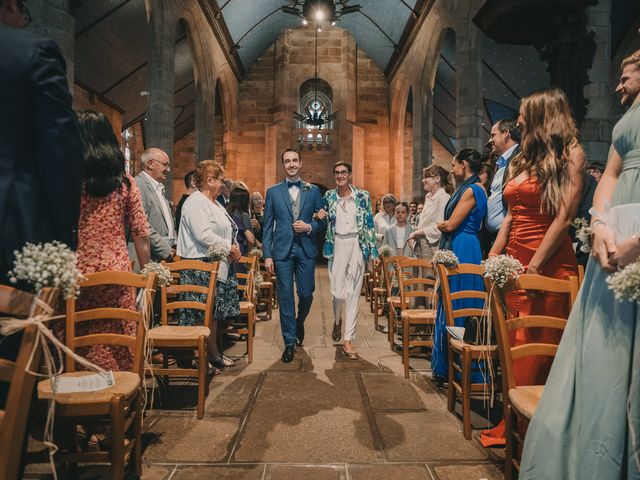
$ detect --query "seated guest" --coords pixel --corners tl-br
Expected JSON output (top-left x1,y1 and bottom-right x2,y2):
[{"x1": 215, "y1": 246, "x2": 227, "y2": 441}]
[
  {"x1": 382, "y1": 202, "x2": 414, "y2": 257},
  {"x1": 177, "y1": 160, "x2": 242, "y2": 371},
  {"x1": 54, "y1": 110, "x2": 151, "y2": 372}
]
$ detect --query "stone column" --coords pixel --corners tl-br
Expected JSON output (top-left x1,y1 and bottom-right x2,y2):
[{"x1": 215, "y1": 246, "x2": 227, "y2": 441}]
[
  {"x1": 195, "y1": 81, "x2": 215, "y2": 161},
  {"x1": 411, "y1": 85, "x2": 434, "y2": 198},
  {"x1": 27, "y1": 0, "x2": 75, "y2": 87},
  {"x1": 144, "y1": 0, "x2": 184, "y2": 199},
  {"x1": 455, "y1": 22, "x2": 484, "y2": 151},
  {"x1": 582, "y1": 0, "x2": 613, "y2": 165}
]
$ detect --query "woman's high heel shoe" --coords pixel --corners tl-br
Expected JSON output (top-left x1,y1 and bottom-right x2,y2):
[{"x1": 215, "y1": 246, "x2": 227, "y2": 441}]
[{"x1": 342, "y1": 347, "x2": 359, "y2": 360}]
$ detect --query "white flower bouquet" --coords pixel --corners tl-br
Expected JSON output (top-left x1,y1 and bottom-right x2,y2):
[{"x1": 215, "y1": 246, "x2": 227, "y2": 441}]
[
  {"x1": 8, "y1": 241, "x2": 85, "y2": 298},
  {"x1": 433, "y1": 249, "x2": 460, "y2": 267},
  {"x1": 207, "y1": 241, "x2": 230, "y2": 262},
  {"x1": 482, "y1": 254, "x2": 524, "y2": 288},
  {"x1": 141, "y1": 262, "x2": 172, "y2": 287},
  {"x1": 607, "y1": 261, "x2": 640, "y2": 303},
  {"x1": 248, "y1": 247, "x2": 263, "y2": 259},
  {"x1": 379, "y1": 244, "x2": 392, "y2": 258},
  {"x1": 572, "y1": 217, "x2": 592, "y2": 253}
]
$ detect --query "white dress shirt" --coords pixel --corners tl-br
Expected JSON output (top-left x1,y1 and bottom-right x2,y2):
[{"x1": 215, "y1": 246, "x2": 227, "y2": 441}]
[
  {"x1": 286, "y1": 177, "x2": 301, "y2": 202},
  {"x1": 177, "y1": 190, "x2": 234, "y2": 282},
  {"x1": 487, "y1": 143, "x2": 519, "y2": 233},
  {"x1": 141, "y1": 170, "x2": 175, "y2": 240},
  {"x1": 335, "y1": 190, "x2": 358, "y2": 235}
]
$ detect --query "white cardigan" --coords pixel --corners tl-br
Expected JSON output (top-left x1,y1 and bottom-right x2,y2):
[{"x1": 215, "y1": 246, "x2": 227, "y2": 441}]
[
  {"x1": 177, "y1": 190, "x2": 235, "y2": 282},
  {"x1": 416, "y1": 188, "x2": 450, "y2": 246}
]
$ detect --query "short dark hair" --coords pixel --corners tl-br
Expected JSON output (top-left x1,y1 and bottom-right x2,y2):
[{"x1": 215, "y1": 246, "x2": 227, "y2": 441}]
[
  {"x1": 455, "y1": 148, "x2": 483, "y2": 175},
  {"x1": 184, "y1": 170, "x2": 196, "y2": 189},
  {"x1": 496, "y1": 118, "x2": 521, "y2": 143},
  {"x1": 281, "y1": 148, "x2": 300, "y2": 162},
  {"x1": 333, "y1": 161, "x2": 352, "y2": 174},
  {"x1": 227, "y1": 187, "x2": 250, "y2": 215},
  {"x1": 76, "y1": 110, "x2": 127, "y2": 197}
]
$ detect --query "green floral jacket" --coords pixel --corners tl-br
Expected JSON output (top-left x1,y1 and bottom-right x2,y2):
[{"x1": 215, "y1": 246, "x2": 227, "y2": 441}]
[{"x1": 322, "y1": 186, "x2": 379, "y2": 262}]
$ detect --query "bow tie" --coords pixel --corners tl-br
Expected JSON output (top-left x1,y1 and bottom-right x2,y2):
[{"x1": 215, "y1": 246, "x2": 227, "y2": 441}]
[
  {"x1": 496, "y1": 156, "x2": 507, "y2": 169},
  {"x1": 287, "y1": 180, "x2": 301, "y2": 189}
]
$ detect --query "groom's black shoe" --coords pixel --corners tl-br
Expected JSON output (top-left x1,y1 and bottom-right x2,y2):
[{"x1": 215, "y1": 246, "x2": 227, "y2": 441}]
[
  {"x1": 281, "y1": 345, "x2": 295, "y2": 363},
  {"x1": 296, "y1": 322, "x2": 305, "y2": 346}
]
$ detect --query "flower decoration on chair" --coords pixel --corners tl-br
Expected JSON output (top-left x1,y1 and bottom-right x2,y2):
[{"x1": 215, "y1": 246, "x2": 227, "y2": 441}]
[
  {"x1": 607, "y1": 261, "x2": 640, "y2": 303},
  {"x1": 8, "y1": 241, "x2": 85, "y2": 299},
  {"x1": 208, "y1": 242, "x2": 230, "y2": 262},
  {"x1": 248, "y1": 247, "x2": 263, "y2": 259},
  {"x1": 572, "y1": 217, "x2": 592, "y2": 253},
  {"x1": 433, "y1": 249, "x2": 460, "y2": 267},
  {"x1": 379, "y1": 244, "x2": 392, "y2": 258},
  {"x1": 482, "y1": 254, "x2": 524, "y2": 288},
  {"x1": 141, "y1": 262, "x2": 172, "y2": 287}
]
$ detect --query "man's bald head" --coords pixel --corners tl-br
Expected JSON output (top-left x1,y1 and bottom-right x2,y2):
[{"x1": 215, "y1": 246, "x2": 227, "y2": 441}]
[{"x1": 141, "y1": 148, "x2": 170, "y2": 183}]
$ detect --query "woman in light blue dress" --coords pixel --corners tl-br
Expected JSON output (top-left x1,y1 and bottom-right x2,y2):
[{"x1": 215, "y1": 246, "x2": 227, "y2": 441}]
[
  {"x1": 520, "y1": 53, "x2": 640, "y2": 479},
  {"x1": 431, "y1": 149, "x2": 488, "y2": 381}
]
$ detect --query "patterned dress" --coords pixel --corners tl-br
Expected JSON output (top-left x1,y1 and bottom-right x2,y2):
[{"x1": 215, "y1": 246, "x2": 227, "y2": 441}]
[{"x1": 54, "y1": 175, "x2": 149, "y2": 371}]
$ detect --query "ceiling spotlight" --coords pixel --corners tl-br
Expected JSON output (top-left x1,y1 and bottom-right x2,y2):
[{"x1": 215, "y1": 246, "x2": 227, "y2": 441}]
[
  {"x1": 281, "y1": 6, "x2": 300, "y2": 16},
  {"x1": 331, "y1": 20, "x2": 335, "y2": 26},
  {"x1": 315, "y1": 10, "x2": 324, "y2": 21},
  {"x1": 302, "y1": 19, "x2": 308, "y2": 25}
]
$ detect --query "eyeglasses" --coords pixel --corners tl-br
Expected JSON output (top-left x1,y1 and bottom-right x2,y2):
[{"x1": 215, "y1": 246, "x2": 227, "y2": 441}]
[
  {"x1": 19, "y1": 1, "x2": 32, "y2": 27},
  {"x1": 153, "y1": 159, "x2": 170, "y2": 169},
  {"x1": 334, "y1": 170, "x2": 350, "y2": 177}
]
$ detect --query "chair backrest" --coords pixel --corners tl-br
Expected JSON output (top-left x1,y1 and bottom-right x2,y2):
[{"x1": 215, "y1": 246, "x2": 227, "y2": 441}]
[
  {"x1": 396, "y1": 257, "x2": 437, "y2": 310},
  {"x1": 236, "y1": 256, "x2": 257, "y2": 302},
  {"x1": 66, "y1": 271, "x2": 157, "y2": 376},
  {"x1": 160, "y1": 260, "x2": 219, "y2": 329},
  {"x1": 381, "y1": 255, "x2": 405, "y2": 298},
  {"x1": 578, "y1": 264, "x2": 585, "y2": 286},
  {"x1": 486, "y1": 273, "x2": 579, "y2": 393},
  {"x1": 436, "y1": 263, "x2": 487, "y2": 327},
  {"x1": 0, "y1": 285, "x2": 58, "y2": 480}
]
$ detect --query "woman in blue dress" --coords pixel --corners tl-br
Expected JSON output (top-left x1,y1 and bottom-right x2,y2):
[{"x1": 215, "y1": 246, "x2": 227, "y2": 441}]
[
  {"x1": 519, "y1": 50, "x2": 640, "y2": 480},
  {"x1": 431, "y1": 148, "x2": 488, "y2": 381}
]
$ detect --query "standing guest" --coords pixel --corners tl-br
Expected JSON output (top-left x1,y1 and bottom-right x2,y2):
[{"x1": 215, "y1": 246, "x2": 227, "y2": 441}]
[
  {"x1": 374, "y1": 194, "x2": 397, "y2": 246},
  {"x1": 321, "y1": 162, "x2": 378, "y2": 358},
  {"x1": 375, "y1": 198, "x2": 382, "y2": 214},
  {"x1": 250, "y1": 192, "x2": 264, "y2": 243},
  {"x1": 217, "y1": 179, "x2": 233, "y2": 207},
  {"x1": 227, "y1": 187, "x2": 256, "y2": 257},
  {"x1": 431, "y1": 149, "x2": 488, "y2": 382},
  {"x1": 520, "y1": 52, "x2": 640, "y2": 479},
  {"x1": 0, "y1": 0, "x2": 84, "y2": 408},
  {"x1": 177, "y1": 160, "x2": 241, "y2": 371},
  {"x1": 408, "y1": 165, "x2": 453, "y2": 262},
  {"x1": 133, "y1": 148, "x2": 175, "y2": 264},
  {"x1": 408, "y1": 201, "x2": 419, "y2": 227},
  {"x1": 417, "y1": 203, "x2": 424, "y2": 215},
  {"x1": 383, "y1": 202, "x2": 414, "y2": 257},
  {"x1": 478, "y1": 163, "x2": 494, "y2": 192},
  {"x1": 586, "y1": 161, "x2": 605, "y2": 182},
  {"x1": 485, "y1": 119, "x2": 521, "y2": 242},
  {"x1": 175, "y1": 170, "x2": 196, "y2": 233},
  {"x1": 482, "y1": 87, "x2": 583, "y2": 447},
  {"x1": 262, "y1": 149, "x2": 325, "y2": 363},
  {"x1": 55, "y1": 110, "x2": 150, "y2": 371}
]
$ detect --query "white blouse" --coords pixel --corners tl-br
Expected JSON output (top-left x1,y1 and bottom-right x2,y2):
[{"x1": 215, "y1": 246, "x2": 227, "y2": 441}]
[
  {"x1": 177, "y1": 190, "x2": 235, "y2": 282},
  {"x1": 374, "y1": 211, "x2": 396, "y2": 245},
  {"x1": 416, "y1": 188, "x2": 450, "y2": 245}
]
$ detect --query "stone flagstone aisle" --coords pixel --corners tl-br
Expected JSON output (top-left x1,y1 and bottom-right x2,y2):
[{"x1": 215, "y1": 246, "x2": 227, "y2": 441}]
[{"x1": 26, "y1": 266, "x2": 503, "y2": 480}]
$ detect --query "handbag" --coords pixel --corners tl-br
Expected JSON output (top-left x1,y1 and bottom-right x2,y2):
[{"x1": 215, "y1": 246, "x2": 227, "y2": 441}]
[{"x1": 462, "y1": 315, "x2": 495, "y2": 346}]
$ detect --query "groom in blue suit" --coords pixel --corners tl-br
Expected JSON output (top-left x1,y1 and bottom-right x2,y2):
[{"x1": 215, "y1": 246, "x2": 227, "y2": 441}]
[{"x1": 263, "y1": 149, "x2": 325, "y2": 362}]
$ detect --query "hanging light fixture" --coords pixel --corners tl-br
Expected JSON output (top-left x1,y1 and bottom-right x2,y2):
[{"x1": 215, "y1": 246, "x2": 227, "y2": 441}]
[{"x1": 281, "y1": 0, "x2": 361, "y2": 24}]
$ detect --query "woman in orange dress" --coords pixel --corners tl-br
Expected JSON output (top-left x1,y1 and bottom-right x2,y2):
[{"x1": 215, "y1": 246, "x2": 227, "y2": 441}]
[{"x1": 481, "y1": 88, "x2": 584, "y2": 447}]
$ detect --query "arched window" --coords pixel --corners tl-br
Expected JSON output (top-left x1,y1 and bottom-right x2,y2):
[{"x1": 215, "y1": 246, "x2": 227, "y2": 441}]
[{"x1": 297, "y1": 78, "x2": 334, "y2": 130}]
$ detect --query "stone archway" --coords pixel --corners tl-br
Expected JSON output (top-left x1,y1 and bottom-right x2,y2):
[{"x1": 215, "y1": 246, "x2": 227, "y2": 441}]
[{"x1": 389, "y1": 75, "x2": 413, "y2": 200}]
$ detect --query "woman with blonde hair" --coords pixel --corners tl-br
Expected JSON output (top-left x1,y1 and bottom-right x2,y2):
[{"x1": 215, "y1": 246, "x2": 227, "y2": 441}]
[{"x1": 481, "y1": 87, "x2": 584, "y2": 447}]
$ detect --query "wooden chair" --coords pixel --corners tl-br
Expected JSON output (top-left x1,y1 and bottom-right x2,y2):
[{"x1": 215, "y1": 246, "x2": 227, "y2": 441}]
[
  {"x1": 257, "y1": 261, "x2": 274, "y2": 321},
  {"x1": 486, "y1": 274, "x2": 579, "y2": 480},
  {"x1": 147, "y1": 260, "x2": 218, "y2": 419},
  {"x1": 0, "y1": 286, "x2": 58, "y2": 480},
  {"x1": 396, "y1": 258, "x2": 437, "y2": 378},
  {"x1": 381, "y1": 255, "x2": 405, "y2": 349},
  {"x1": 370, "y1": 260, "x2": 386, "y2": 329},
  {"x1": 233, "y1": 256, "x2": 257, "y2": 363},
  {"x1": 37, "y1": 271, "x2": 157, "y2": 480},
  {"x1": 437, "y1": 263, "x2": 498, "y2": 440}
]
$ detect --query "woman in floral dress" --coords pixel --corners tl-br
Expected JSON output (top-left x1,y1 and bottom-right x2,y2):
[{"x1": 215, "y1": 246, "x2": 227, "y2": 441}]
[{"x1": 55, "y1": 110, "x2": 150, "y2": 371}]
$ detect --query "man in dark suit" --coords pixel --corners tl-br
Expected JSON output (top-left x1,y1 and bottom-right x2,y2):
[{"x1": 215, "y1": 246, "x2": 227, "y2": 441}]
[
  {"x1": 263, "y1": 149, "x2": 325, "y2": 363},
  {"x1": 0, "y1": 0, "x2": 83, "y2": 409},
  {"x1": 0, "y1": 0, "x2": 83, "y2": 282}
]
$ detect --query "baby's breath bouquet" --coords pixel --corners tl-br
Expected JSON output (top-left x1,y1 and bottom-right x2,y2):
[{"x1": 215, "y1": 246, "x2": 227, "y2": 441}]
[
  {"x1": 8, "y1": 241, "x2": 85, "y2": 298},
  {"x1": 248, "y1": 247, "x2": 263, "y2": 259},
  {"x1": 141, "y1": 262, "x2": 172, "y2": 287},
  {"x1": 207, "y1": 241, "x2": 230, "y2": 262},
  {"x1": 433, "y1": 249, "x2": 459, "y2": 267},
  {"x1": 379, "y1": 244, "x2": 392, "y2": 258},
  {"x1": 482, "y1": 254, "x2": 524, "y2": 288},
  {"x1": 607, "y1": 261, "x2": 640, "y2": 303},
  {"x1": 572, "y1": 217, "x2": 592, "y2": 253}
]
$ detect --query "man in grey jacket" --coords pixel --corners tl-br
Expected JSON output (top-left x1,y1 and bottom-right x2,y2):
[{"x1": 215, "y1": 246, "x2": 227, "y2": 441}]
[{"x1": 133, "y1": 148, "x2": 175, "y2": 263}]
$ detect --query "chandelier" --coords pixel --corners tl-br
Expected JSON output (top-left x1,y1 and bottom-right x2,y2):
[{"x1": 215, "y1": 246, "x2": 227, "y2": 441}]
[{"x1": 282, "y1": 0, "x2": 361, "y2": 25}]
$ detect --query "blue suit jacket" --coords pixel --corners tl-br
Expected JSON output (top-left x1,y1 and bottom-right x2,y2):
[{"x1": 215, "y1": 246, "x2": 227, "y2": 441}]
[{"x1": 262, "y1": 181, "x2": 325, "y2": 261}]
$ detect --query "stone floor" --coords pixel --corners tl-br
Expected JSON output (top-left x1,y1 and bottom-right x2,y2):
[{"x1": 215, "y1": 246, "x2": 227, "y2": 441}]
[{"x1": 24, "y1": 266, "x2": 503, "y2": 479}]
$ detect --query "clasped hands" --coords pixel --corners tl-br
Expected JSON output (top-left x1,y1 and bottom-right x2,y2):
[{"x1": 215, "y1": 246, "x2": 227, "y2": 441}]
[{"x1": 592, "y1": 223, "x2": 640, "y2": 272}]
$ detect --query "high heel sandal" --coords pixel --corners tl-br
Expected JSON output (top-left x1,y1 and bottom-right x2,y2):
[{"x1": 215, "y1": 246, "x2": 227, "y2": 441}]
[{"x1": 342, "y1": 347, "x2": 359, "y2": 360}]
